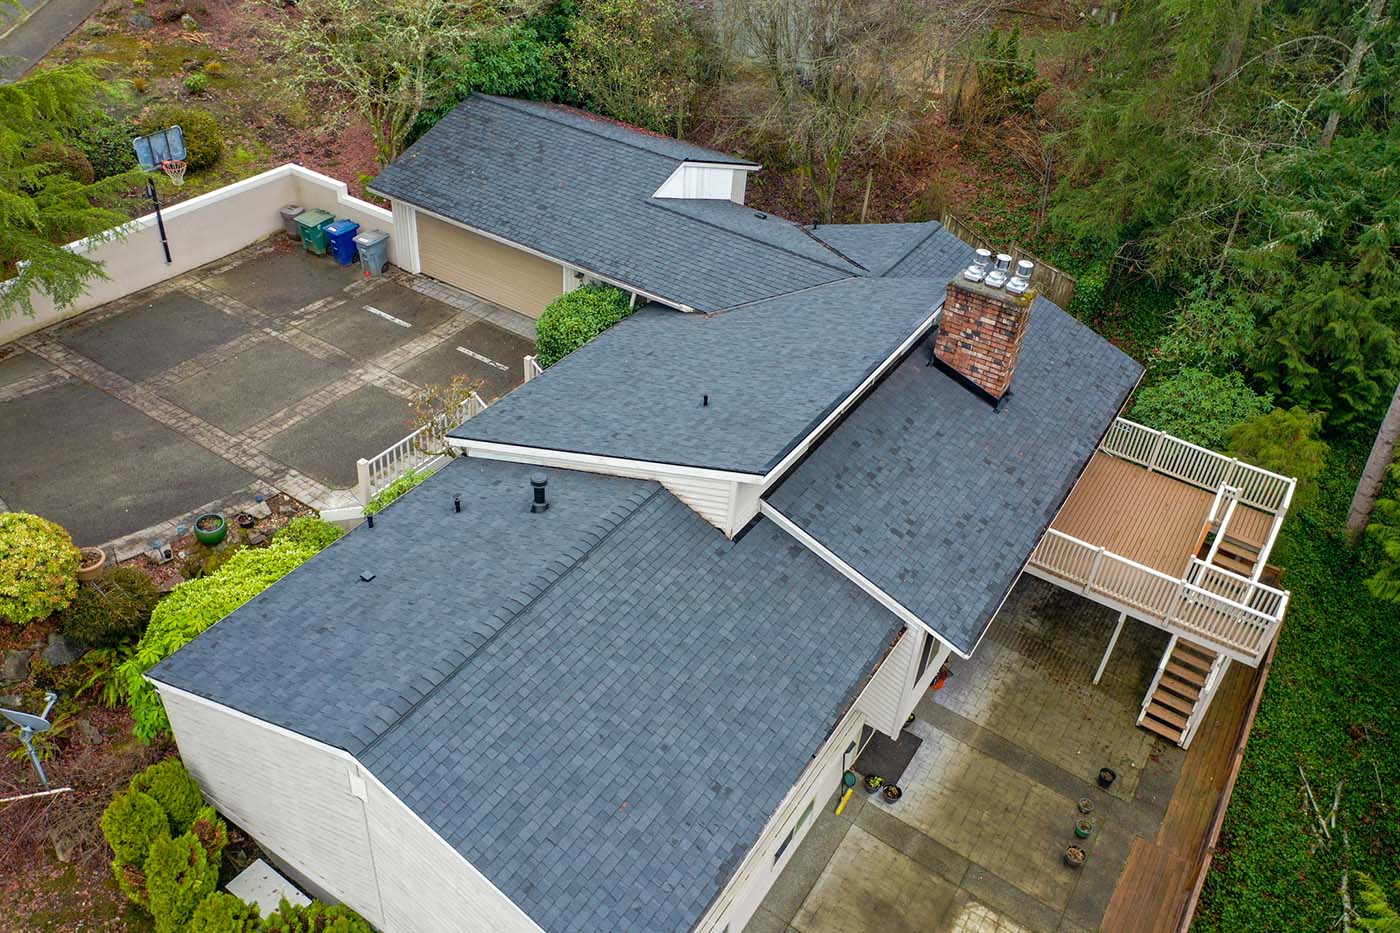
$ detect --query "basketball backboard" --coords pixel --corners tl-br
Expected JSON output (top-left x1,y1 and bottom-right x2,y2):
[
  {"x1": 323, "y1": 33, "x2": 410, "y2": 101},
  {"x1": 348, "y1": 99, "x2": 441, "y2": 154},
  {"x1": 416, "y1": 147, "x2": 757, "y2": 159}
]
[{"x1": 132, "y1": 125, "x2": 188, "y2": 171}]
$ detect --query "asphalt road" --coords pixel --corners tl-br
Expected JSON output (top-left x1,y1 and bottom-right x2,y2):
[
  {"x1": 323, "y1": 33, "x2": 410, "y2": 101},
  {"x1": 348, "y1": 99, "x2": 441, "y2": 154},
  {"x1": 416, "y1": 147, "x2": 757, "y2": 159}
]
[{"x1": 0, "y1": 0, "x2": 103, "y2": 81}]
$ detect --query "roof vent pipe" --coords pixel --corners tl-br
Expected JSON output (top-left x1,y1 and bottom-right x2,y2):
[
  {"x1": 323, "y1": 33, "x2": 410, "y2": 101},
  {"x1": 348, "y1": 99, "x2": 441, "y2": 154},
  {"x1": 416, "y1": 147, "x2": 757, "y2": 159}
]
[
  {"x1": 530, "y1": 473, "x2": 550, "y2": 513},
  {"x1": 962, "y1": 248, "x2": 992, "y2": 283},
  {"x1": 984, "y1": 253, "x2": 1013, "y2": 289},
  {"x1": 1006, "y1": 259, "x2": 1035, "y2": 295}
]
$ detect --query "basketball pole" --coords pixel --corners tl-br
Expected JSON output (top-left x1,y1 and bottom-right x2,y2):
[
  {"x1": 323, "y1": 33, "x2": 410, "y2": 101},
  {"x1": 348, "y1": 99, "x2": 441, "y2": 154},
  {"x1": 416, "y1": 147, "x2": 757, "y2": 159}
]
[{"x1": 147, "y1": 177, "x2": 172, "y2": 265}]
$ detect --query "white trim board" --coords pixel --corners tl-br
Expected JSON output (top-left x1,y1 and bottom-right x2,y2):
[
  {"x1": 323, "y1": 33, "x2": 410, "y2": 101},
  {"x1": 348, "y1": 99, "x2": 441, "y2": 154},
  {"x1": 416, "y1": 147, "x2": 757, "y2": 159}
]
[{"x1": 450, "y1": 439, "x2": 762, "y2": 485}]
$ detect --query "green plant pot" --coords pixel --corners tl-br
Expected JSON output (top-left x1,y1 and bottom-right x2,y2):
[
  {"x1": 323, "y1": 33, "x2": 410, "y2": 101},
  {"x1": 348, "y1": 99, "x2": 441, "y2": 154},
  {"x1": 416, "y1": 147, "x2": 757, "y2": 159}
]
[
  {"x1": 1075, "y1": 819, "x2": 1093, "y2": 839},
  {"x1": 194, "y1": 513, "x2": 227, "y2": 546}
]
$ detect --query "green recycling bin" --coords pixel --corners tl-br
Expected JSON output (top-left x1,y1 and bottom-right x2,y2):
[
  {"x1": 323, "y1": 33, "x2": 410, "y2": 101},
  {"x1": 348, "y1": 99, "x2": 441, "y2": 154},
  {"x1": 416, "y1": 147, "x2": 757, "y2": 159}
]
[{"x1": 295, "y1": 209, "x2": 335, "y2": 255}]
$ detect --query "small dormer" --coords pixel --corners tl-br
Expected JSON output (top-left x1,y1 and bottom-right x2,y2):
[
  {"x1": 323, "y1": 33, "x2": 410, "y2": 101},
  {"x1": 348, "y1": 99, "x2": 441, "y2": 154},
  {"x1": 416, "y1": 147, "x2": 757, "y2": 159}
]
[{"x1": 652, "y1": 160, "x2": 760, "y2": 204}]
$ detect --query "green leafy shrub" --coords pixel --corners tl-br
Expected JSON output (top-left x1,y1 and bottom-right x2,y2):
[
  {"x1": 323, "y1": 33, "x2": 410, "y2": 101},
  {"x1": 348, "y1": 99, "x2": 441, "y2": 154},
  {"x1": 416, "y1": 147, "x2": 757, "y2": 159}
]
[
  {"x1": 1130, "y1": 368, "x2": 1272, "y2": 452},
  {"x1": 262, "y1": 899, "x2": 373, "y2": 932},
  {"x1": 1227, "y1": 407, "x2": 1327, "y2": 509},
  {"x1": 1154, "y1": 278, "x2": 1257, "y2": 372},
  {"x1": 1366, "y1": 463, "x2": 1400, "y2": 603},
  {"x1": 181, "y1": 541, "x2": 246, "y2": 580},
  {"x1": 25, "y1": 141, "x2": 96, "y2": 184},
  {"x1": 120, "y1": 538, "x2": 334, "y2": 740},
  {"x1": 101, "y1": 788, "x2": 169, "y2": 866},
  {"x1": 274, "y1": 516, "x2": 345, "y2": 550},
  {"x1": 535, "y1": 284, "x2": 632, "y2": 367},
  {"x1": 58, "y1": 567, "x2": 160, "y2": 648},
  {"x1": 190, "y1": 892, "x2": 261, "y2": 931},
  {"x1": 364, "y1": 468, "x2": 426, "y2": 516},
  {"x1": 138, "y1": 105, "x2": 223, "y2": 171},
  {"x1": 0, "y1": 512, "x2": 80, "y2": 625},
  {"x1": 974, "y1": 27, "x2": 1047, "y2": 120},
  {"x1": 72, "y1": 111, "x2": 140, "y2": 179},
  {"x1": 131, "y1": 758, "x2": 205, "y2": 835},
  {"x1": 146, "y1": 832, "x2": 220, "y2": 933},
  {"x1": 184, "y1": 72, "x2": 210, "y2": 95}
]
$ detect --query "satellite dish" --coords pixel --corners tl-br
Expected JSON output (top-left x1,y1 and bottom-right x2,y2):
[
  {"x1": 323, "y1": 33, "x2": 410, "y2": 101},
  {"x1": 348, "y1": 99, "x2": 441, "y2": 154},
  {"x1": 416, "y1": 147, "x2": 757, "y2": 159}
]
[{"x1": 2, "y1": 692, "x2": 57, "y2": 790}]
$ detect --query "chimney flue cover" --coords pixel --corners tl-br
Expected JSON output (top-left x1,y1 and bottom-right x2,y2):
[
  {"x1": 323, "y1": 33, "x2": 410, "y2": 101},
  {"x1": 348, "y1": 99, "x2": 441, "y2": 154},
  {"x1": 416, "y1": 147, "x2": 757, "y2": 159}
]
[
  {"x1": 962, "y1": 248, "x2": 992, "y2": 283},
  {"x1": 985, "y1": 253, "x2": 1013, "y2": 289},
  {"x1": 1007, "y1": 259, "x2": 1035, "y2": 295}
]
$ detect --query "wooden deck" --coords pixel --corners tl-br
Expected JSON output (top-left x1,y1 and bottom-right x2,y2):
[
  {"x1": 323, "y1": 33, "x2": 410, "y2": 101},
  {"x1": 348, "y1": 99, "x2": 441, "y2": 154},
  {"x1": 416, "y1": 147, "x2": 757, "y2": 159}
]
[
  {"x1": 1052, "y1": 453, "x2": 1214, "y2": 576},
  {"x1": 1101, "y1": 646, "x2": 1272, "y2": 932}
]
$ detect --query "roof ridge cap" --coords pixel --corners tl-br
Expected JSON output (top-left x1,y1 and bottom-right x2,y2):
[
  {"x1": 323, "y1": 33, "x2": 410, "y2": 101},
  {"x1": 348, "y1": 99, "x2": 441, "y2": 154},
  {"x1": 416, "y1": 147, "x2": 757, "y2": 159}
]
[
  {"x1": 882, "y1": 222, "x2": 952, "y2": 277},
  {"x1": 358, "y1": 482, "x2": 667, "y2": 758}
]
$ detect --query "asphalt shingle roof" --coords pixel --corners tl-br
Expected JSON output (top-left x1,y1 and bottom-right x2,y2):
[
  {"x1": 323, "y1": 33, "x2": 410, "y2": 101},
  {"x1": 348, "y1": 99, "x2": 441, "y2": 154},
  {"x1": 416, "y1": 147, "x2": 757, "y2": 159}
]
[
  {"x1": 807, "y1": 222, "x2": 949, "y2": 275},
  {"x1": 362, "y1": 494, "x2": 901, "y2": 933},
  {"x1": 149, "y1": 457, "x2": 655, "y2": 755},
  {"x1": 767, "y1": 298, "x2": 1144, "y2": 654},
  {"x1": 370, "y1": 95, "x2": 852, "y2": 312},
  {"x1": 448, "y1": 277, "x2": 946, "y2": 474}
]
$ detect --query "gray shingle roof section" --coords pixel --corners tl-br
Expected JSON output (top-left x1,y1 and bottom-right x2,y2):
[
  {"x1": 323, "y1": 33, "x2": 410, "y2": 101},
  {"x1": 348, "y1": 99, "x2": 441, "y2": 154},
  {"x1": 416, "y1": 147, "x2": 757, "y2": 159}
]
[
  {"x1": 369, "y1": 95, "x2": 849, "y2": 311},
  {"x1": 448, "y1": 276, "x2": 945, "y2": 474},
  {"x1": 148, "y1": 457, "x2": 656, "y2": 754},
  {"x1": 767, "y1": 298, "x2": 1144, "y2": 654},
  {"x1": 808, "y1": 222, "x2": 949, "y2": 275},
  {"x1": 360, "y1": 494, "x2": 902, "y2": 933},
  {"x1": 655, "y1": 199, "x2": 862, "y2": 273}
]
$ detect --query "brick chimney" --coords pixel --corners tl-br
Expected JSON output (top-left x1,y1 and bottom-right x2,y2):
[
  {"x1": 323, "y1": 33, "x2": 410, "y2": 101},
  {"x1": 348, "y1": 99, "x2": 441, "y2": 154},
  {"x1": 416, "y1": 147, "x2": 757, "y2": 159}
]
[{"x1": 933, "y1": 253, "x2": 1036, "y2": 403}]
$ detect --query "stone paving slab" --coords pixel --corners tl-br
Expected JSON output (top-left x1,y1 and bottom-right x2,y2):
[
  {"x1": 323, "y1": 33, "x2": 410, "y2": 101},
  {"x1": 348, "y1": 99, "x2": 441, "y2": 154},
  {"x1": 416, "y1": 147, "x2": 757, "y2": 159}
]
[
  {"x1": 54, "y1": 291, "x2": 251, "y2": 384},
  {"x1": 0, "y1": 350, "x2": 53, "y2": 387},
  {"x1": 258, "y1": 385, "x2": 411, "y2": 488},
  {"x1": 159, "y1": 339, "x2": 345, "y2": 434},
  {"x1": 302, "y1": 286, "x2": 456, "y2": 360},
  {"x1": 203, "y1": 248, "x2": 361, "y2": 319},
  {"x1": 0, "y1": 381, "x2": 254, "y2": 544}
]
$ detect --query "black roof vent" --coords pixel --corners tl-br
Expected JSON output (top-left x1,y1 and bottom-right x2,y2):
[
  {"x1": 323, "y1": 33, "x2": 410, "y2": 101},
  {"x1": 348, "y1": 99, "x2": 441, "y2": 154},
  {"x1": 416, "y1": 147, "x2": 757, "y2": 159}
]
[
  {"x1": 530, "y1": 473, "x2": 550, "y2": 513},
  {"x1": 359, "y1": 571, "x2": 375, "y2": 583}
]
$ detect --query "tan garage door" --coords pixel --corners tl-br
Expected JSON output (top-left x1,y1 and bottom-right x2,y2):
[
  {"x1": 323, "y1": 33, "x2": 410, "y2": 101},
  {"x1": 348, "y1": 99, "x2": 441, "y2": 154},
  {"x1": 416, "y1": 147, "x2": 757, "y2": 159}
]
[{"x1": 416, "y1": 212, "x2": 562, "y2": 318}]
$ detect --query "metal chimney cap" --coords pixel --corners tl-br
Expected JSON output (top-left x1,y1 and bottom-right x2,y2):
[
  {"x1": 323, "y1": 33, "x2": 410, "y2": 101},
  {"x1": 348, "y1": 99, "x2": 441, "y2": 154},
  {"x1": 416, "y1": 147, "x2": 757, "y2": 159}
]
[
  {"x1": 1007, "y1": 259, "x2": 1035, "y2": 295},
  {"x1": 962, "y1": 248, "x2": 993, "y2": 283},
  {"x1": 530, "y1": 472, "x2": 548, "y2": 487},
  {"x1": 985, "y1": 252, "x2": 1013, "y2": 288}
]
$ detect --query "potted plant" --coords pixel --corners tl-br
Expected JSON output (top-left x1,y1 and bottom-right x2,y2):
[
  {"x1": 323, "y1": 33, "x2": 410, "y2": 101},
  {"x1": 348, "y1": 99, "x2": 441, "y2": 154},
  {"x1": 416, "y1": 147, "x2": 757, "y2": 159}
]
[
  {"x1": 931, "y1": 664, "x2": 952, "y2": 691},
  {"x1": 1077, "y1": 797, "x2": 1095, "y2": 815},
  {"x1": 77, "y1": 546, "x2": 106, "y2": 583},
  {"x1": 863, "y1": 774, "x2": 885, "y2": 794},
  {"x1": 1065, "y1": 845, "x2": 1086, "y2": 868},
  {"x1": 1075, "y1": 819, "x2": 1094, "y2": 839},
  {"x1": 235, "y1": 512, "x2": 256, "y2": 530},
  {"x1": 194, "y1": 513, "x2": 228, "y2": 546},
  {"x1": 882, "y1": 784, "x2": 902, "y2": 802},
  {"x1": 1098, "y1": 767, "x2": 1117, "y2": 789}
]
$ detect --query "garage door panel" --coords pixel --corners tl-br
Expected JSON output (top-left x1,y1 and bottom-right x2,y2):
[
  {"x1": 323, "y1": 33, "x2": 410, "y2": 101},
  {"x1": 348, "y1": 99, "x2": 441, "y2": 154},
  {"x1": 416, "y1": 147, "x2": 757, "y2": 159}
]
[{"x1": 416, "y1": 213, "x2": 561, "y2": 318}]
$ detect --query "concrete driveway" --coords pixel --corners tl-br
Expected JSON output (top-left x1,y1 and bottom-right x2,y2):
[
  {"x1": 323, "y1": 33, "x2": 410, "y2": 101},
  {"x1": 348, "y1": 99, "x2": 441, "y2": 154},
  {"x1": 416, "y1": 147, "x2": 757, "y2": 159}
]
[{"x1": 0, "y1": 242, "x2": 533, "y2": 548}]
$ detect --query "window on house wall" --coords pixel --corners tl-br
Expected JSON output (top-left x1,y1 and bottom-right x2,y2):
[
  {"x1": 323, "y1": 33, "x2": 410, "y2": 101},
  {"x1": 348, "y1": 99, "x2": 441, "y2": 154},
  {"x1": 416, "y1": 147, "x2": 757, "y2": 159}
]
[
  {"x1": 916, "y1": 632, "x2": 937, "y2": 682},
  {"x1": 773, "y1": 799, "x2": 815, "y2": 863}
]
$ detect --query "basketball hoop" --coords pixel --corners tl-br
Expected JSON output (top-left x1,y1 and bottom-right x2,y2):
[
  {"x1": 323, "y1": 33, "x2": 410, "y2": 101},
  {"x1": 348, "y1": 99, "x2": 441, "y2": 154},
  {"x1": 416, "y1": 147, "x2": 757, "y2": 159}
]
[{"x1": 161, "y1": 159, "x2": 187, "y2": 187}]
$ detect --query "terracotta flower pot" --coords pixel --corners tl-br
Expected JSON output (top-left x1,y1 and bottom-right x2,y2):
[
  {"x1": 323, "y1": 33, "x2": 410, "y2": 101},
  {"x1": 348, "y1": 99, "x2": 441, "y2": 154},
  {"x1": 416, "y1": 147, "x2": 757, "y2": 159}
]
[{"x1": 77, "y1": 547, "x2": 106, "y2": 582}]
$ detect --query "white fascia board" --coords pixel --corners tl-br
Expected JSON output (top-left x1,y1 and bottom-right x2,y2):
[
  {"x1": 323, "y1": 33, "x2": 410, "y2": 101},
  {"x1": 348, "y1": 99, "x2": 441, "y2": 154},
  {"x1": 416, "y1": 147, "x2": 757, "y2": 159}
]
[
  {"x1": 147, "y1": 679, "x2": 547, "y2": 933},
  {"x1": 450, "y1": 438, "x2": 764, "y2": 485},
  {"x1": 389, "y1": 202, "x2": 698, "y2": 313},
  {"x1": 677, "y1": 160, "x2": 762, "y2": 171},
  {"x1": 759, "y1": 501, "x2": 968, "y2": 659},
  {"x1": 759, "y1": 304, "x2": 943, "y2": 490}
]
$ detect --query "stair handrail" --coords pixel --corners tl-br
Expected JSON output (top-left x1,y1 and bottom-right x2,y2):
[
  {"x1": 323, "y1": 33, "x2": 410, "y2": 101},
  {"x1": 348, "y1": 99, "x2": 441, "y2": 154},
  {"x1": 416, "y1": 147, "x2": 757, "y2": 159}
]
[{"x1": 1140, "y1": 633, "x2": 1180, "y2": 723}]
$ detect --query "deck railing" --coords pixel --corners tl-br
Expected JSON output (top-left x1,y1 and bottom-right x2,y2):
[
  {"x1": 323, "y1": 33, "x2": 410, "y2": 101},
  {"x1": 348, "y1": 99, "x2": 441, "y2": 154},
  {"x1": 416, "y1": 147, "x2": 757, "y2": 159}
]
[
  {"x1": 1028, "y1": 529, "x2": 1286, "y2": 665},
  {"x1": 1101, "y1": 418, "x2": 1295, "y2": 514},
  {"x1": 523, "y1": 355, "x2": 543, "y2": 383},
  {"x1": 354, "y1": 393, "x2": 487, "y2": 507}
]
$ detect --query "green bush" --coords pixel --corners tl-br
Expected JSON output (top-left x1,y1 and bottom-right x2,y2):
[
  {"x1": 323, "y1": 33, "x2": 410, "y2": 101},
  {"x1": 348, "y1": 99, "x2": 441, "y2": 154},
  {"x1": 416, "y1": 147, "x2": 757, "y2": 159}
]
[
  {"x1": 974, "y1": 27, "x2": 1047, "y2": 120},
  {"x1": 131, "y1": 758, "x2": 205, "y2": 835},
  {"x1": 25, "y1": 141, "x2": 96, "y2": 184},
  {"x1": 72, "y1": 111, "x2": 140, "y2": 179},
  {"x1": 138, "y1": 105, "x2": 223, "y2": 171},
  {"x1": 1227, "y1": 407, "x2": 1327, "y2": 509},
  {"x1": 147, "y1": 831, "x2": 220, "y2": 933},
  {"x1": 535, "y1": 284, "x2": 632, "y2": 367},
  {"x1": 262, "y1": 899, "x2": 373, "y2": 932},
  {"x1": 363, "y1": 468, "x2": 427, "y2": 516},
  {"x1": 101, "y1": 788, "x2": 170, "y2": 866},
  {"x1": 274, "y1": 516, "x2": 345, "y2": 550},
  {"x1": 120, "y1": 537, "x2": 335, "y2": 741},
  {"x1": 184, "y1": 72, "x2": 210, "y2": 95},
  {"x1": 190, "y1": 892, "x2": 261, "y2": 931},
  {"x1": 0, "y1": 512, "x2": 80, "y2": 625},
  {"x1": 1130, "y1": 368, "x2": 1272, "y2": 452},
  {"x1": 58, "y1": 567, "x2": 160, "y2": 648}
]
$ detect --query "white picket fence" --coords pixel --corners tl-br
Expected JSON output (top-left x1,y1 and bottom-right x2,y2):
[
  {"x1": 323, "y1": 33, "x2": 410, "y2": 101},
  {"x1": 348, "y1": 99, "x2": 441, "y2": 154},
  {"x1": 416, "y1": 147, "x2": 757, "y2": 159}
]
[{"x1": 354, "y1": 393, "x2": 487, "y2": 508}]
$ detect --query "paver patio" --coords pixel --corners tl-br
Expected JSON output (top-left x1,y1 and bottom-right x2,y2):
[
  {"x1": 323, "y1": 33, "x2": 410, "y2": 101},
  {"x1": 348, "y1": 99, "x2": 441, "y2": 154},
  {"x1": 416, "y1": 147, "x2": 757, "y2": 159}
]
[
  {"x1": 0, "y1": 241, "x2": 534, "y2": 548},
  {"x1": 751, "y1": 577, "x2": 1202, "y2": 933}
]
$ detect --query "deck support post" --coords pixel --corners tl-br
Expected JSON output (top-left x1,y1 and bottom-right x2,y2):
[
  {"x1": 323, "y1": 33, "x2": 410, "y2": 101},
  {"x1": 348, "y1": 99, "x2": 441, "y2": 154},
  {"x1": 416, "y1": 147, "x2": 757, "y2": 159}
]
[{"x1": 1094, "y1": 611, "x2": 1128, "y2": 685}]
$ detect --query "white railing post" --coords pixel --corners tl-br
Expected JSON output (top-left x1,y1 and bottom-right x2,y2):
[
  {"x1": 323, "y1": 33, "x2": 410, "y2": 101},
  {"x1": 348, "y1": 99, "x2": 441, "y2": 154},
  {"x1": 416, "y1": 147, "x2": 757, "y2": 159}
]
[
  {"x1": 355, "y1": 458, "x2": 371, "y2": 507},
  {"x1": 1085, "y1": 546, "x2": 1107, "y2": 593},
  {"x1": 1140, "y1": 634, "x2": 1178, "y2": 723},
  {"x1": 523, "y1": 355, "x2": 542, "y2": 383},
  {"x1": 1146, "y1": 429, "x2": 1166, "y2": 472}
]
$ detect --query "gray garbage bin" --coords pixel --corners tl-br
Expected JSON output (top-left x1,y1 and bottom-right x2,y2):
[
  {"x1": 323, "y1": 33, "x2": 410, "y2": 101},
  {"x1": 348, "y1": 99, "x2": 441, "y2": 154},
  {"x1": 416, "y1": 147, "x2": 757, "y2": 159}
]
[
  {"x1": 279, "y1": 205, "x2": 304, "y2": 238},
  {"x1": 355, "y1": 229, "x2": 390, "y2": 276}
]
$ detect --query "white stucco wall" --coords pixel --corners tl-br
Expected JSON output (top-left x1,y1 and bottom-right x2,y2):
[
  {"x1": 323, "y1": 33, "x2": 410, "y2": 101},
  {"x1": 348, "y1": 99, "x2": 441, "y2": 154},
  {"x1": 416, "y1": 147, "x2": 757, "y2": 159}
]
[{"x1": 1, "y1": 165, "x2": 394, "y2": 346}]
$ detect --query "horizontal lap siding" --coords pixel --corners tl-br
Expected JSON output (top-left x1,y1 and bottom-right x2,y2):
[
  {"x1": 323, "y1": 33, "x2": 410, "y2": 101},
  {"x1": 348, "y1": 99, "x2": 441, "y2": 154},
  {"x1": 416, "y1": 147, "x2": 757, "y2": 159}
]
[
  {"x1": 416, "y1": 213, "x2": 561, "y2": 319},
  {"x1": 156, "y1": 687, "x2": 384, "y2": 926},
  {"x1": 859, "y1": 626, "x2": 917, "y2": 738}
]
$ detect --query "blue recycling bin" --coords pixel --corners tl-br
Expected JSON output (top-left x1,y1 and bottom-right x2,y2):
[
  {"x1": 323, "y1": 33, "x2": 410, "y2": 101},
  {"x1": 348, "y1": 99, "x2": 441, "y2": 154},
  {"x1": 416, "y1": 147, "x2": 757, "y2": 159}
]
[{"x1": 324, "y1": 219, "x2": 361, "y2": 266}]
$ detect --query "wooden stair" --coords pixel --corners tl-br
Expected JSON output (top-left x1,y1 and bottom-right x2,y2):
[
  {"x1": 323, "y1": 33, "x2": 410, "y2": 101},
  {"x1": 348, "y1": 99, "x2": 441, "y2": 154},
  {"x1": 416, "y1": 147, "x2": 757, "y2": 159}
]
[
  {"x1": 1140, "y1": 640, "x2": 1217, "y2": 745},
  {"x1": 1211, "y1": 535, "x2": 1261, "y2": 576}
]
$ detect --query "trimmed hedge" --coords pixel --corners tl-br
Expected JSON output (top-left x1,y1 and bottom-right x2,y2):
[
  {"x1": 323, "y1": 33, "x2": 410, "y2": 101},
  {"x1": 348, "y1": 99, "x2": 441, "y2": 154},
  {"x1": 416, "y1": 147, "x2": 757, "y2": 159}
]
[
  {"x1": 59, "y1": 566, "x2": 160, "y2": 647},
  {"x1": 363, "y1": 468, "x2": 426, "y2": 515},
  {"x1": 0, "y1": 512, "x2": 80, "y2": 625},
  {"x1": 535, "y1": 284, "x2": 633, "y2": 367},
  {"x1": 189, "y1": 892, "x2": 261, "y2": 931},
  {"x1": 131, "y1": 757, "x2": 205, "y2": 835},
  {"x1": 120, "y1": 524, "x2": 341, "y2": 741},
  {"x1": 274, "y1": 515, "x2": 345, "y2": 551},
  {"x1": 147, "y1": 831, "x2": 220, "y2": 933},
  {"x1": 100, "y1": 788, "x2": 169, "y2": 866}
]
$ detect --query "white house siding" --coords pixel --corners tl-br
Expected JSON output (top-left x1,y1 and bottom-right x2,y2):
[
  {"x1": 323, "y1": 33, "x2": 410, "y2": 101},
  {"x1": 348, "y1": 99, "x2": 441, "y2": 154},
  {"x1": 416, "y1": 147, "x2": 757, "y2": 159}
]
[
  {"x1": 652, "y1": 163, "x2": 750, "y2": 202},
  {"x1": 360, "y1": 776, "x2": 544, "y2": 933},
  {"x1": 155, "y1": 685, "x2": 386, "y2": 926},
  {"x1": 390, "y1": 200, "x2": 421, "y2": 274},
  {"x1": 693, "y1": 626, "x2": 910, "y2": 933},
  {"x1": 899, "y1": 635, "x2": 953, "y2": 726}
]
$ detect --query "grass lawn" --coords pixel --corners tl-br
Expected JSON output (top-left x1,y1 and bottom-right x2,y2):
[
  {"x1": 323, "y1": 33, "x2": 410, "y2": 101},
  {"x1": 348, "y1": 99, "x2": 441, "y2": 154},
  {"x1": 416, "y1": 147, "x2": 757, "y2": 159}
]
[{"x1": 1195, "y1": 444, "x2": 1400, "y2": 930}]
